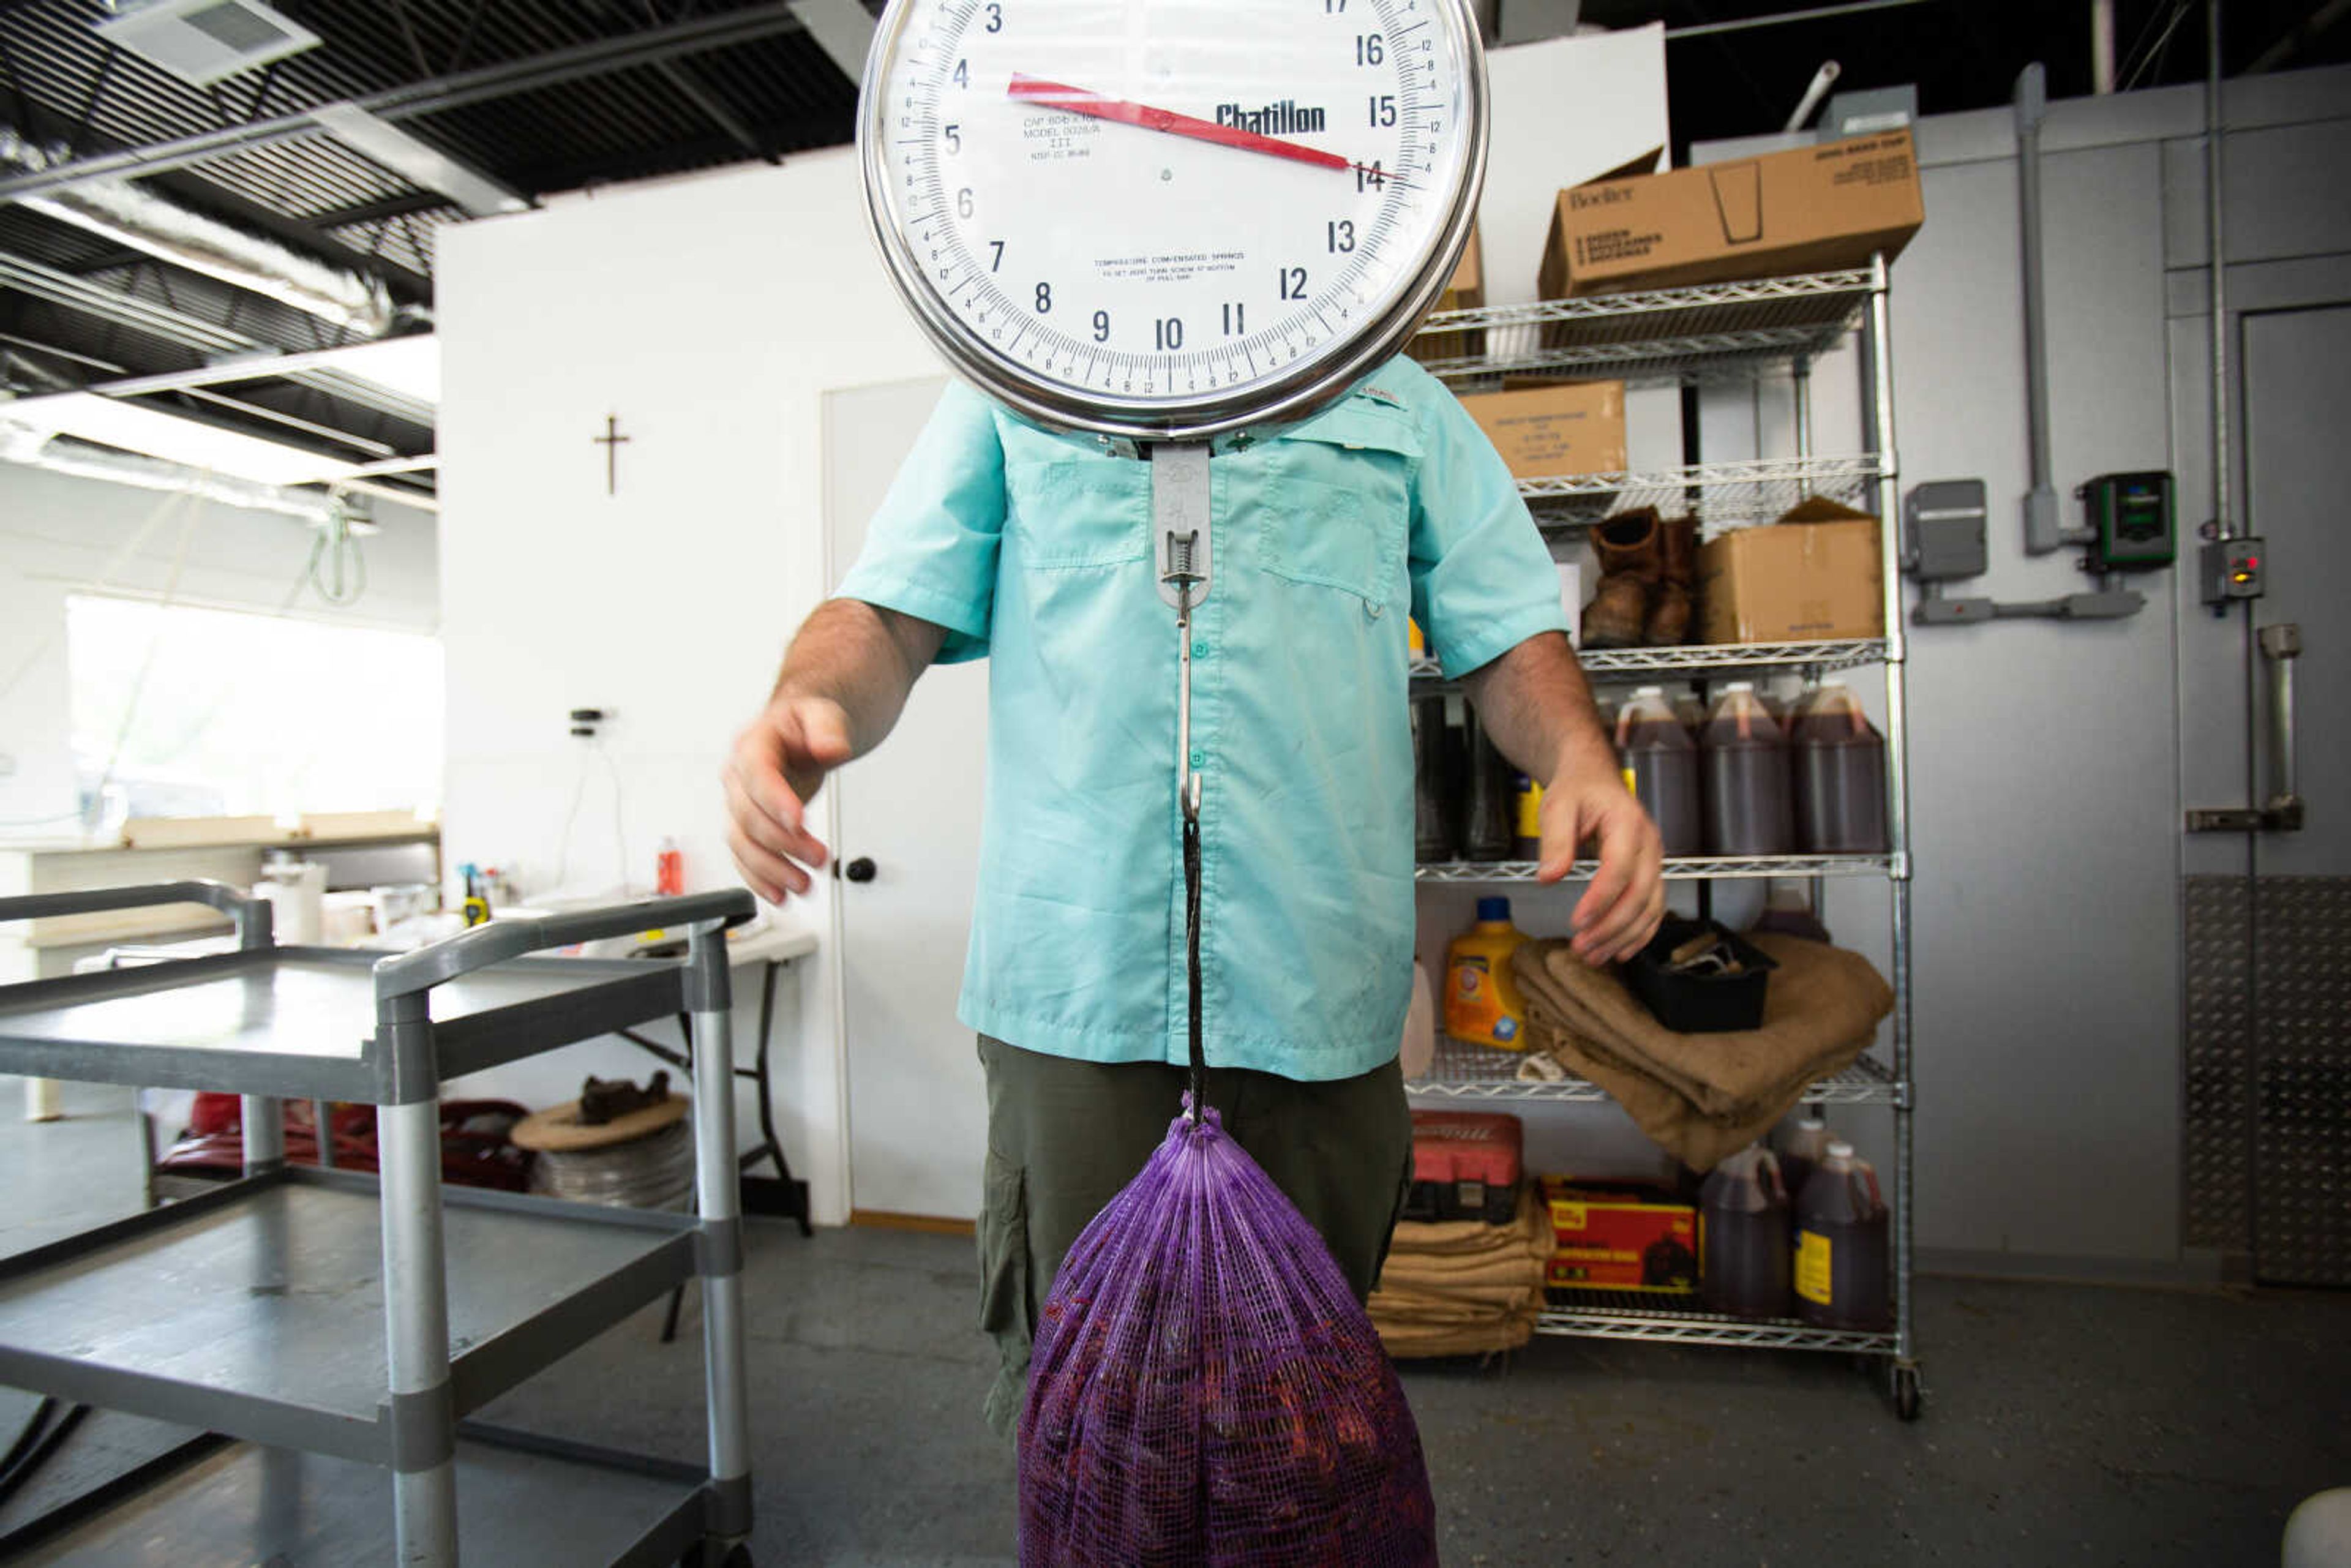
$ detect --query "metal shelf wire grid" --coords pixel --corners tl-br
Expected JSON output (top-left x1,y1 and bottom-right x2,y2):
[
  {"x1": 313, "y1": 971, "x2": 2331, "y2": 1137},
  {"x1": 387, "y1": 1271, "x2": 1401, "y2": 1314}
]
[
  {"x1": 1535, "y1": 1296, "x2": 1899, "y2": 1353},
  {"x1": 1406, "y1": 1036, "x2": 1902, "y2": 1106},
  {"x1": 1411, "y1": 639, "x2": 1884, "y2": 684},
  {"x1": 1412, "y1": 270, "x2": 1873, "y2": 388},
  {"x1": 1518, "y1": 453, "x2": 1885, "y2": 530},
  {"x1": 1414, "y1": 854, "x2": 1892, "y2": 882}
]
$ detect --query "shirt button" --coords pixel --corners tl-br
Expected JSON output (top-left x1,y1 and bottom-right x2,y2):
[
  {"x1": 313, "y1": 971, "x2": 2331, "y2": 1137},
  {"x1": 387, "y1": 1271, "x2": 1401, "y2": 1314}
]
[
  {"x1": 1192, "y1": 639, "x2": 1209, "y2": 657},
  {"x1": 1189, "y1": 749, "x2": 1206, "y2": 768}
]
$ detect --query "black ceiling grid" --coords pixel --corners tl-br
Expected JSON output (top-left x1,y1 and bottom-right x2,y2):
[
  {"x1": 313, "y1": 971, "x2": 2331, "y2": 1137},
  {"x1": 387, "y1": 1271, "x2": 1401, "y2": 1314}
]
[
  {"x1": 4, "y1": 0, "x2": 2341, "y2": 497},
  {"x1": 0, "y1": 0, "x2": 874, "y2": 492}
]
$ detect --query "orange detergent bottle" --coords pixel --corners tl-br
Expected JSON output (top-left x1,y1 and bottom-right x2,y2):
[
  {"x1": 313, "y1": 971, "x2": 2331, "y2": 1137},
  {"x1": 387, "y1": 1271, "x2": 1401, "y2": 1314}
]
[{"x1": 1445, "y1": 897, "x2": 1533, "y2": 1051}]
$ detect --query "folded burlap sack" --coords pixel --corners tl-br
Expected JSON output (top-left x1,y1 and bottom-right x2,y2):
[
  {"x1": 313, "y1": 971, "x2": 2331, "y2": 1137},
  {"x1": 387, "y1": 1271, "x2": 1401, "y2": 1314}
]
[
  {"x1": 1510, "y1": 934, "x2": 1892, "y2": 1172},
  {"x1": 1370, "y1": 1187, "x2": 1550, "y2": 1358},
  {"x1": 1512, "y1": 933, "x2": 1891, "y2": 1122}
]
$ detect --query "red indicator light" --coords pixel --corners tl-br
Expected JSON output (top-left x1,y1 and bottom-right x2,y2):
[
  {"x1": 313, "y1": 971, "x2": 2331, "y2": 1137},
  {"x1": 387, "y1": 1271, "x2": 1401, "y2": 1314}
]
[{"x1": 2245, "y1": 556, "x2": 2259, "y2": 569}]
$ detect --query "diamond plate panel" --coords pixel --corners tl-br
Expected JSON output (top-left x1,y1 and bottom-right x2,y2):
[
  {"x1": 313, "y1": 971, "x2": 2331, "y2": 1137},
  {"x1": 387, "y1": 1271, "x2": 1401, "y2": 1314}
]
[
  {"x1": 2252, "y1": 877, "x2": 2351, "y2": 1287},
  {"x1": 2183, "y1": 876, "x2": 2252, "y2": 1251}
]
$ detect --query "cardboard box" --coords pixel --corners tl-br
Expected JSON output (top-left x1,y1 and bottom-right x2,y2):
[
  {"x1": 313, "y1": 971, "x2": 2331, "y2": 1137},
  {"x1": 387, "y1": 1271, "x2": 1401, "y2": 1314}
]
[
  {"x1": 1697, "y1": 497, "x2": 1885, "y2": 644},
  {"x1": 1539, "y1": 130, "x2": 1924, "y2": 299},
  {"x1": 1457, "y1": 381, "x2": 1626, "y2": 481},
  {"x1": 1408, "y1": 226, "x2": 1484, "y2": 366},
  {"x1": 1540, "y1": 1177, "x2": 1698, "y2": 1294}
]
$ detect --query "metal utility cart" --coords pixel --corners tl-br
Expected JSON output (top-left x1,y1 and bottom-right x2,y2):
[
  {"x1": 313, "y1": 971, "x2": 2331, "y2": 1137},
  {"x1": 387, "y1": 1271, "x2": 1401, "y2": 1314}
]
[
  {"x1": 0, "y1": 880, "x2": 761, "y2": 1565},
  {"x1": 1406, "y1": 261, "x2": 1922, "y2": 1420}
]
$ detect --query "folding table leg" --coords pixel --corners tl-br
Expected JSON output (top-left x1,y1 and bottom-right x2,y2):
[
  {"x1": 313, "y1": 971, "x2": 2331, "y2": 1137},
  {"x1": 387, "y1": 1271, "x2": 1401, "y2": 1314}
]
[{"x1": 240, "y1": 1095, "x2": 285, "y2": 1176}]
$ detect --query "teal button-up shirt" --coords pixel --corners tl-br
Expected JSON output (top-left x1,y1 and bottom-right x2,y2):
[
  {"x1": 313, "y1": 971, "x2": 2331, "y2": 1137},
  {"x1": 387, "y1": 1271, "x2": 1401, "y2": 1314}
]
[{"x1": 835, "y1": 355, "x2": 1569, "y2": 1081}]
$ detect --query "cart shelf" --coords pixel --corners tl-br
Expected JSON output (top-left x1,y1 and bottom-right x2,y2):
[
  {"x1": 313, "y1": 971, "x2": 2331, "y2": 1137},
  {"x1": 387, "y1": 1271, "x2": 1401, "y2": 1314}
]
[
  {"x1": 0, "y1": 1168, "x2": 698, "y2": 1466},
  {"x1": 1412, "y1": 268, "x2": 1873, "y2": 388},
  {"x1": 1, "y1": 1425, "x2": 711, "y2": 1568},
  {"x1": 0, "y1": 945, "x2": 684, "y2": 1101},
  {"x1": 1411, "y1": 638, "x2": 1886, "y2": 685},
  {"x1": 1513, "y1": 453, "x2": 1886, "y2": 530},
  {"x1": 1535, "y1": 1293, "x2": 1900, "y2": 1354},
  {"x1": 1407, "y1": 1037, "x2": 1902, "y2": 1106},
  {"x1": 1414, "y1": 853, "x2": 1893, "y2": 882}
]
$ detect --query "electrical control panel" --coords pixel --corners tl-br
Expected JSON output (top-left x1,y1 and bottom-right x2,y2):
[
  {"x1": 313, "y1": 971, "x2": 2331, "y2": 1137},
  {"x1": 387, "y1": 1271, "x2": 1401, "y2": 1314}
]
[
  {"x1": 2199, "y1": 536, "x2": 2266, "y2": 605},
  {"x1": 2080, "y1": 471, "x2": 2175, "y2": 569}
]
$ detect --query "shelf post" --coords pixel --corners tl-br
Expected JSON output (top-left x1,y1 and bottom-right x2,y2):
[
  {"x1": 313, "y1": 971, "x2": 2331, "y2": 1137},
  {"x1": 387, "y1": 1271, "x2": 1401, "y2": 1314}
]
[
  {"x1": 687, "y1": 923, "x2": 753, "y2": 1545},
  {"x1": 377, "y1": 989, "x2": 458, "y2": 1564},
  {"x1": 1863, "y1": 251, "x2": 1918, "y2": 1375}
]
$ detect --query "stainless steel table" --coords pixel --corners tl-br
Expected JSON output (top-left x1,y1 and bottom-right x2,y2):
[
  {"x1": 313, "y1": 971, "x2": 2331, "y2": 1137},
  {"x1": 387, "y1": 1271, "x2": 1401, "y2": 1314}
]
[{"x1": 0, "y1": 880, "x2": 760, "y2": 1567}]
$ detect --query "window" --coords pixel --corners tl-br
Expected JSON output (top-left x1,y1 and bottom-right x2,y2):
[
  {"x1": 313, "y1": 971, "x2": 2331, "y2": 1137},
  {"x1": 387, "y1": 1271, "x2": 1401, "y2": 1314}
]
[{"x1": 68, "y1": 595, "x2": 443, "y2": 822}]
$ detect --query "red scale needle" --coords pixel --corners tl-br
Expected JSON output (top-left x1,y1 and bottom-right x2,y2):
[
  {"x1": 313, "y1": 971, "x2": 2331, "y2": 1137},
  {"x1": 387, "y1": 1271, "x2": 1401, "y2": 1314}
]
[{"x1": 1009, "y1": 72, "x2": 1358, "y2": 174}]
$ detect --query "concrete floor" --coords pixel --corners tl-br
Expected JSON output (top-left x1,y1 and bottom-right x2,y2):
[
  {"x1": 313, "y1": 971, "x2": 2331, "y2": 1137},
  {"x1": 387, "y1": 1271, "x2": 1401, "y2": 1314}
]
[{"x1": 3, "y1": 1079, "x2": 2346, "y2": 1566}]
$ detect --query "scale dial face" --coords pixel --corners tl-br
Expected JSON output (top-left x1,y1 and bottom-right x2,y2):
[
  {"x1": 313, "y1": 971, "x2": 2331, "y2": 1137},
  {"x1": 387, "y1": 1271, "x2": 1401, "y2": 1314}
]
[{"x1": 860, "y1": 0, "x2": 1486, "y2": 439}]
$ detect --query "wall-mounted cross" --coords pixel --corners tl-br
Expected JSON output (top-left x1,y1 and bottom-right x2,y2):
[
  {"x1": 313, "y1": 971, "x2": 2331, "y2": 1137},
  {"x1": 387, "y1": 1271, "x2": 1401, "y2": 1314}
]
[{"x1": 593, "y1": 413, "x2": 631, "y2": 496}]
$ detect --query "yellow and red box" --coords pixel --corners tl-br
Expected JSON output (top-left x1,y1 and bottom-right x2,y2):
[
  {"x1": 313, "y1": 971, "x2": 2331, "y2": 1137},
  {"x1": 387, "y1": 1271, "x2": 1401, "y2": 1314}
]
[{"x1": 1541, "y1": 1177, "x2": 1697, "y2": 1294}]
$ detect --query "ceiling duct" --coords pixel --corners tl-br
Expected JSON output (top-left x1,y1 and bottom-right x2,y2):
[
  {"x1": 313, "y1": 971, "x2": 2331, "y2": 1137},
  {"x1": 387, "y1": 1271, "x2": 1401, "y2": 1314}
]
[
  {"x1": 0, "y1": 415, "x2": 339, "y2": 525},
  {"x1": 0, "y1": 129, "x2": 397, "y2": 339}
]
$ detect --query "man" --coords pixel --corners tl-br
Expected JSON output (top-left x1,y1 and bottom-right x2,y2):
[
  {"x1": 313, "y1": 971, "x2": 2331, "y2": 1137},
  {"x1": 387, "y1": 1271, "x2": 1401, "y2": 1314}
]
[{"x1": 724, "y1": 355, "x2": 1665, "y2": 1431}]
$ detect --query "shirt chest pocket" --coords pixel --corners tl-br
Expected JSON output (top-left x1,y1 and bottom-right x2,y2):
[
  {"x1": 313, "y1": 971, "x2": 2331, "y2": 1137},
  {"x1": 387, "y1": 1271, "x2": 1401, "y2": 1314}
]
[
  {"x1": 1004, "y1": 460, "x2": 1151, "y2": 571},
  {"x1": 1253, "y1": 402, "x2": 1419, "y2": 616}
]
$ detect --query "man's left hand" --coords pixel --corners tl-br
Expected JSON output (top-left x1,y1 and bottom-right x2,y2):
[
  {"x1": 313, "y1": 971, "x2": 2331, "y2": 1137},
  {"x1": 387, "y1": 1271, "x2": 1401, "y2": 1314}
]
[{"x1": 1534, "y1": 754, "x2": 1666, "y2": 965}]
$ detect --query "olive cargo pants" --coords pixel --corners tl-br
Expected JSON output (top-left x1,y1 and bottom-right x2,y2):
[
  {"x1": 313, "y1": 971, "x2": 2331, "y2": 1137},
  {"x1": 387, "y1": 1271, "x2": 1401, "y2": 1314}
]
[{"x1": 975, "y1": 1033, "x2": 1414, "y2": 1435}]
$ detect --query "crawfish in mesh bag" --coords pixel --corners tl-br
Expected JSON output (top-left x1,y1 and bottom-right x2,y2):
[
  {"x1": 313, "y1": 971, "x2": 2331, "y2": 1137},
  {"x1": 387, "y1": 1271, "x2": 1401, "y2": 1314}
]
[{"x1": 1015, "y1": 510, "x2": 1438, "y2": 1566}]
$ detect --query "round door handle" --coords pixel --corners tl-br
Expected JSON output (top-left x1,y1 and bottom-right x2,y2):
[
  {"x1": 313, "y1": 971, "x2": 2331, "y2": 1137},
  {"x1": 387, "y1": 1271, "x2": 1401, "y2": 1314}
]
[{"x1": 841, "y1": 856, "x2": 877, "y2": 883}]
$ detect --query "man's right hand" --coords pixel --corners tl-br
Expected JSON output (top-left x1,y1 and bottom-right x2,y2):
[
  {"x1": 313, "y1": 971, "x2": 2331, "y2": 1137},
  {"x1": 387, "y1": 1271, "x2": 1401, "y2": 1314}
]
[{"x1": 723, "y1": 696, "x2": 855, "y2": 902}]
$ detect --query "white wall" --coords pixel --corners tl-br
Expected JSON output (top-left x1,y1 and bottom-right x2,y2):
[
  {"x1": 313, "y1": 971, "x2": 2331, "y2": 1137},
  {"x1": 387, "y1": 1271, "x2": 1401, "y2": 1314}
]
[
  {"x1": 434, "y1": 152, "x2": 947, "y2": 1226},
  {"x1": 1681, "y1": 67, "x2": 2351, "y2": 1275},
  {"x1": 0, "y1": 462, "x2": 438, "y2": 833}
]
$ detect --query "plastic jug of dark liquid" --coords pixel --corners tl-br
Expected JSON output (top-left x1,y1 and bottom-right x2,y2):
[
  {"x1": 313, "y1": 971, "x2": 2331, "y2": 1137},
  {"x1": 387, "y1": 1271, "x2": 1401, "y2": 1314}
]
[
  {"x1": 1700, "y1": 681, "x2": 1793, "y2": 855},
  {"x1": 1461, "y1": 705, "x2": 1516, "y2": 861},
  {"x1": 1791, "y1": 678, "x2": 1888, "y2": 853},
  {"x1": 1774, "y1": 1112, "x2": 1836, "y2": 1202},
  {"x1": 1413, "y1": 696, "x2": 1454, "y2": 863},
  {"x1": 1615, "y1": 686, "x2": 1701, "y2": 857},
  {"x1": 1700, "y1": 1144, "x2": 1792, "y2": 1318},
  {"x1": 1794, "y1": 1139, "x2": 1891, "y2": 1330}
]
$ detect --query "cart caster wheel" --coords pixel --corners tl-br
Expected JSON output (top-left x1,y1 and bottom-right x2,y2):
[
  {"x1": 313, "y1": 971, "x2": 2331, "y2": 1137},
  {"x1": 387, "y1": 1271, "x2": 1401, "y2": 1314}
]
[{"x1": 1892, "y1": 1362, "x2": 1923, "y2": 1422}]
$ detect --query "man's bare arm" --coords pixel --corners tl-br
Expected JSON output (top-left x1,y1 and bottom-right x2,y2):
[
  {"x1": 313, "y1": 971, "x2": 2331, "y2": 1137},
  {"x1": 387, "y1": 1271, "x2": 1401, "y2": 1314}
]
[
  {"x1": 724, "y1": 598, "x2": 947, "y2": 902},
  {"x1": 1461, "y1": 630, "x2": 1665, "y2": 964}
]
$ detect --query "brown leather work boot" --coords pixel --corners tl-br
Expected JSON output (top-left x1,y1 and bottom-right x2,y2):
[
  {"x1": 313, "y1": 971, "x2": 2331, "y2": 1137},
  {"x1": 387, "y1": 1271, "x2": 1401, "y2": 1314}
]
[
  {"x1": 1644, "y1": 515, "x2": 1698, "y2": 646},
  {"x1": 1580, "y1": 508, "x2": 1661, "y2": 650}
]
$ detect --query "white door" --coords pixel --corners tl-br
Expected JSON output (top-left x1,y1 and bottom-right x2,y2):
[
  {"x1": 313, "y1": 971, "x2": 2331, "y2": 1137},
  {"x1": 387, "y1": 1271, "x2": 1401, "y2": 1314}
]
[{"x1": 823, "y1": 377, "x2": 991, "y2": 1221}]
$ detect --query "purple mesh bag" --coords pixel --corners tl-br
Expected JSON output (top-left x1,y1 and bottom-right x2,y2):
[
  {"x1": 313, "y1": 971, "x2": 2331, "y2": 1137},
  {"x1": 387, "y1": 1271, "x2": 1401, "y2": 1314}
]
[{"x1": 1014, "y1": 808, "x2": 1439, "y2": 1566}]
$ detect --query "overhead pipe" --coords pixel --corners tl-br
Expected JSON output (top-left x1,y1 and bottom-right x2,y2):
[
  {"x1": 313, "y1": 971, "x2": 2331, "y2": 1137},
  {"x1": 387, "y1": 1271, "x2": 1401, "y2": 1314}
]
[
  {"x1": 0, "y1": 130, "x2": 396, "y2": 338},
  {"x1": 1786, "y1": 61, "x2": 1843, "y2": 132},
  {"x1": 2206, "y1": 0, "x2": 2233, "y2": 540},
  {"x1": 0, "y1": 418, "x2": 340, "y2": 525},
  {"x1": 2093, "y1": 0, "x2": 2117, "y2": 92}
]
